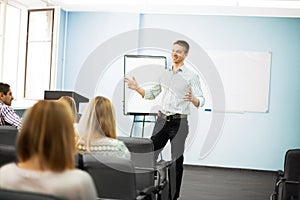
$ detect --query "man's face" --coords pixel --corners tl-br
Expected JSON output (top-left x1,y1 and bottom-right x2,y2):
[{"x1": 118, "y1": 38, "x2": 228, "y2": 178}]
[
  {"x1": 171, "y1": 44, "x2": 187, "y2": 64},
  {"x1": 0, "y1": 89, "x2": 14, "y2": 106}
]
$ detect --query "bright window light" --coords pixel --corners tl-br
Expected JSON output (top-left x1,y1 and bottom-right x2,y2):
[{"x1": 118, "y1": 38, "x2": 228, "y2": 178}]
[
  {"x1": 50, "y1": 0, "x2": 300, "y2": 8},
  {"x1": 50, "y1": 0, "x2": 238, "y2": 6},
  {"x1": 238, "y1": 0, "x2": 300, "y2": 9},
  {"x1": 147, "y1": 0, "x2": 238, "y2": 6},
  {"x1": 3, "y1": 5, "x2": 21, "y2": 98}
]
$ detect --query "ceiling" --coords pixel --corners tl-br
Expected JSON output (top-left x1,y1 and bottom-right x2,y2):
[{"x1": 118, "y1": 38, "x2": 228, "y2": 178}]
[{"x1": 10, "y1": 0, "x2": 300, "y2": 17}]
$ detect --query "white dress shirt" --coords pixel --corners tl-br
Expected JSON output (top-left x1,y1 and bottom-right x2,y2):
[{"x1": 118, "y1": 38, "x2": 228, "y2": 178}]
[{"x1": 144, "y1": 65, "x2": 205, "y2": 115}]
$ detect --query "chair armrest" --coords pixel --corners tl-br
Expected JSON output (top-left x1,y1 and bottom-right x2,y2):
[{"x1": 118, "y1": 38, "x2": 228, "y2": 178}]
[
  {"x1": 136, "y1": 185, "x2": 159, "y2": 200},
  {"x1": 277, "y1": 170, "x2": 284, "y2": 176},
  {"x1": 132, "y1": 161, "x2": 173, "y2": 199},
  {"x1": 271, "y1": 178, "x2": 300, "y2": 200},
  {"x1": 156, "y1": 160, "x2": 173, "y2": 168},
  {"x1": 276, "y1": 170, "x2": 284, "y2": 179}
]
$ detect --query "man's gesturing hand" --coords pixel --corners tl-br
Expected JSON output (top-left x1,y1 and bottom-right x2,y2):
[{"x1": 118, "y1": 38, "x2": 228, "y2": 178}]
[
  {"x1": 124, "y1": 76, "x2": 139, "y2": 90},
  {"x1": 183, "y1": 86, "x2": 200, "y2": 107}
]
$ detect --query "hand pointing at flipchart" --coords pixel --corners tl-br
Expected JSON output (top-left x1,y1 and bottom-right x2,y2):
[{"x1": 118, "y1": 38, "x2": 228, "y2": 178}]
[
  {"x1": 124, "y1": 76, "x2": 145, "y2": 97},
  {"x1": 124, "y1": 76, "x2": 139, "y2": 90}
]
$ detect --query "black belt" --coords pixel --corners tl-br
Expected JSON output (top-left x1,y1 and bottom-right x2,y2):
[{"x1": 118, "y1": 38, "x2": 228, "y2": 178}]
[{"x1": 158, "y1": 111, "x2": 187, "y2": 122}]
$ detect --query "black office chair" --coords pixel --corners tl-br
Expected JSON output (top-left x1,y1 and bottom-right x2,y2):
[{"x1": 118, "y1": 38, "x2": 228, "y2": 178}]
[
  {"x1": 118, "y1": 136, "x2": 173, "y2": 200},
  {"x1": 0, "y1": 144, "x2": 17, "y2": 167},
  {"x1": 75, "y1": 153, "x2": 84, "y2": 169},
  {"x1": 270, "y1": 149, "x2": 300, "y2": 200},
  {"x1": 0, "y1": 126, "x2": 18, "y2": 146},
  {"x1": 0, "y1": 126, "x2": 18, "y2": 167},
  {"x1": 0, "y1": 188, "x2": 66, "y2": 200},
  {"x1": 118, "y1": 137, "x2": 156, "y2": 189},
  {"x1": 82, "y1": 154, "x2": 156, "y2": 200}
]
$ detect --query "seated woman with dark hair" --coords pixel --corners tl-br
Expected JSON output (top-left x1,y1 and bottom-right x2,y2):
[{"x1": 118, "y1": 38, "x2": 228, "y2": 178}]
[
  {"x1": 77, "y1": 96, "x2": 130, "y2": 159},
  {"x1": 0, "y1": 100, "x2": 97, "y2": 200}
]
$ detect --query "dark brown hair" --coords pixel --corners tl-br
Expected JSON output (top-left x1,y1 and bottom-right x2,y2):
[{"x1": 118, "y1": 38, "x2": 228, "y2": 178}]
[{"x1": 0, "y1": 82, "x2": 10, "y2": 95}]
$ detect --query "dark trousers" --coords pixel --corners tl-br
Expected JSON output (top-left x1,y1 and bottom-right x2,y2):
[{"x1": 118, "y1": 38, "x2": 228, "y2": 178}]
[{"x1": 150, "y1": 116, "x2": 189, "y2": 200}]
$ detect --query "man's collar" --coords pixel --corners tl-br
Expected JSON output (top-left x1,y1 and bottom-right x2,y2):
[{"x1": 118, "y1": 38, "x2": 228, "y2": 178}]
[
  {"x1": 169, "y1": 64, "x2": 186, "y2": 72},
  {"x1": 179, "y1": 65, "x2": 187, "y2": 72}
]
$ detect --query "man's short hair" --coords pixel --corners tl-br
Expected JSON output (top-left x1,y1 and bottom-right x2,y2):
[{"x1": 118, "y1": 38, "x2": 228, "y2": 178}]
[
  {"x1": 0, "y1": 82, "x2": 10, "y2": 95},
  {"x1": 173, "y1": 40, "x2": 190, "y2": 54}
]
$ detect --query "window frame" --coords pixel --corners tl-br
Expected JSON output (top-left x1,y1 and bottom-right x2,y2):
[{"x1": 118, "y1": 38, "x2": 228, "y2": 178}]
[
  {"x1": 0, "y1": 2, "x2": 61, "y2": 108},
  {"x1": 24, "y1": 8, "x2": 55, "y2": 99}
]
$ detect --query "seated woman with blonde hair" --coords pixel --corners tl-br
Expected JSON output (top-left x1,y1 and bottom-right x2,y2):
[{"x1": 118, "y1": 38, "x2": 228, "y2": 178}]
[
  {"x1": 58, "y1": 96, "x2": 80, "y2": 144},
  {"x1": 0, "y1": 100, "x2": 97, "y2": 200},
  {"x1": 58, "y1": 96, "x2": 78, "y2": 123},
  {"x1": 77, "y1": 96, "x2": 130, "y2": 159}
]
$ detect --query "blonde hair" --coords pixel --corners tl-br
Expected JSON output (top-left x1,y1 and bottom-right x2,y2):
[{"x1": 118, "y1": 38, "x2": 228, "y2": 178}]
[
  {"x1": 94, "y1": 96, "x2": 116, "y2": 138},
  {"x1": 17, "y1": 100, "x2": 76, "y2": 172},
  {"x1": 58, "y1": 96, "x2": 78, "y2": 123},
  {"x1": 78, "y1": 96, "x2": 116, "y2": 148}
]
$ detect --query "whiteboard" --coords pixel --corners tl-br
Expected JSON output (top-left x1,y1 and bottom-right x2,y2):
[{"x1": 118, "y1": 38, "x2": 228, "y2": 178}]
[
  {"x1": 124, "y1": 55, "x2": 167, "y2": 115},
  {"x1": 206, "y1": 50, "x2": 272, "y2": 113}
]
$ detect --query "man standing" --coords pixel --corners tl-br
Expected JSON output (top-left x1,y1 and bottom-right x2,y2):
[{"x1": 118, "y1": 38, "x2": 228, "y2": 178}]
[
  {"x1": 0, "y1": 82, "x2": 22, "y2": 129},
  {"x1": 125, "y1": 40, "x2": 205, "y2": 199}
]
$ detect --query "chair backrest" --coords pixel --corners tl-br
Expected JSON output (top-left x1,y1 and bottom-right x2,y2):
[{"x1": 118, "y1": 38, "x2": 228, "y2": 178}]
[
  {"x1": 284, "y1": 149, "x2": 300, "y2": 181},
  {"x1": 75, "y1": 153, "x2": 84, "y2": 169},
  {"x1": 0, "y1": 144, "x2": 17, "y2": 167},
  {"x1": 282, "y1": 149, "x2": 300, "y2": 200},
  {"x1": 118, "y1": 136, "x2": 155, "y2": 168},
  {"x1": 118, "y1": 137, "x2": 156, "y2": 190},
  {"x1": 0, "y1": 126, "x2": 18, "y2": 146},
  {"x1": 0, "y1": 188, "x2": 66, "y2": 200},
  {"x1": 82, "y1": 154, "x2": 137, "y2": 200}
]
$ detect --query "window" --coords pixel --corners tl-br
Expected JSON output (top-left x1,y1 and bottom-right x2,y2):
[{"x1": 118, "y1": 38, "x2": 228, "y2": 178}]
[
  {"x1": 0, "y1": 3, "x2": 59, "y2": 107},
  {"x1": 24, "y1": 9, "x2": 54, "y2": 99},
  {"x1": 0, "y1": 0, "x2": 5, "y2": 80},
  {"x1": 2, "y1": 4, "x2": 21, "y2": 98}
]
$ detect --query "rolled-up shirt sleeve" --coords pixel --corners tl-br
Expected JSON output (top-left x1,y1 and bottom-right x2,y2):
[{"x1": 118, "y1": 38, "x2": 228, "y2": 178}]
[
  {"x1": 144, "y1": 84, "x2": 162, "y2": 100},
  {"x1": 191, "y1": 74, "x2": 205, "y2": 107}
]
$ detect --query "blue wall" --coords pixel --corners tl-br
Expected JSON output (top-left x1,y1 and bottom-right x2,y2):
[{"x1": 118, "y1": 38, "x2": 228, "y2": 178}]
[
  {"x1": 63, "y1": 12, "x2": 140, "y2": 90},
  {"x1": 60, "y1": 12, "x2": 300, "y2": 171},
  {"x1": 56, "y1": 9, "x2": 66, "y2": 89}
]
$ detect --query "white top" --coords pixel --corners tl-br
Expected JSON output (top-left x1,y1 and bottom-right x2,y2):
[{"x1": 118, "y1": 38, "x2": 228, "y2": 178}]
[
  {"x1": 78, "y1": 137, "x2": 131, "y2": 160},
  {"x1": 0, "y1": 163, "x2": 97, "y2": 200},
  {"x1": 144, "y1": 66, "x2": 205, "y2": 115}
]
